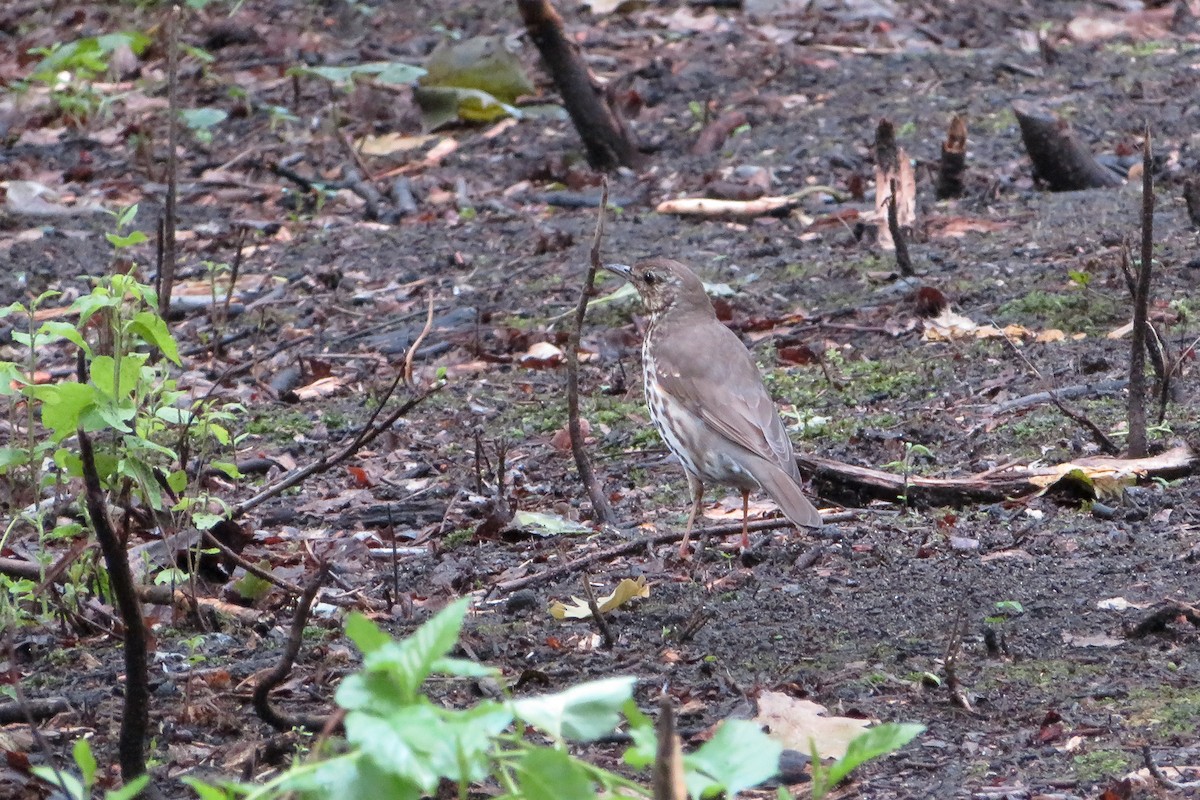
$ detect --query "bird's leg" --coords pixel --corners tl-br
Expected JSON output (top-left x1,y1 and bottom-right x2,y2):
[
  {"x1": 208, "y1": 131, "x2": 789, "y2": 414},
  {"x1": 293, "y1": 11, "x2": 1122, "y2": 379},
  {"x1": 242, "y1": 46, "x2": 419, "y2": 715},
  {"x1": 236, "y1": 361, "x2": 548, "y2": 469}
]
[
  {"x1": 681, "y1": 474, "x2": 704, "y2": 559},
  {"x1": 740, "y1": 488, "x2": 751, "y2": 550}
]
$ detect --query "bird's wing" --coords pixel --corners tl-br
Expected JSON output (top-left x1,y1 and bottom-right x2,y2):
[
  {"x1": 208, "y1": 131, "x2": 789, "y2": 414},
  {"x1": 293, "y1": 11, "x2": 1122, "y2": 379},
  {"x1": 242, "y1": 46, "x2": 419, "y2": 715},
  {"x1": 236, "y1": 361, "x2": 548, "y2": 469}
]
[{"x1": 651, "y1": 320, "x2": 797, "y2": 472}]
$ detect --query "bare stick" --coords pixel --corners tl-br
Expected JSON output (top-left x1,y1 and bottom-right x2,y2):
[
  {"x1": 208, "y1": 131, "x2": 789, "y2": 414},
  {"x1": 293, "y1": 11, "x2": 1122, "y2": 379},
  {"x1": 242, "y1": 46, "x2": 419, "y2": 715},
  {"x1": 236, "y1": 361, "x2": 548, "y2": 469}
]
[
  {"x1": 79, "y1": 429, "x2": 161, "y2": 798},
  {"x1": 943, "y1": 606, "x2": 975, "y2": 714},
  {"x1": 1142, "y1": 745, "x2": 1200, "y2": 791},
  {"x1": 580, "y1": 572, "x2": 614, "y2": 649},
  {"x1": 253, "y1": 564, "x2": 335, "y2": 732},
  {"x1": 1128, "y1": 125, "x2": 1154, "y2": 458},
  {"x1": 565, "y1": 180, "x2": 618, "y2": 526},
  {"x1": 516, "y1": 0, "x2": 642, "y2": 170},
  {"x1": 490, "y1": 516, "x2": 816, "y2": 595},
  {"x1": 159, "y1": 6, "x2": 180, "y2": 319},
  {"x1": 652, "y1": 695, "x2": 687, "y2": 800},
  {"x1": 229, "y1": 386, "x2": 436, "y2": 520},
  {"x1": 404, "y1": 292, "x2": 435, "y2": 386},
  {"x1": 997, "y1": 326, "x2": 1120, "y2": 455}
]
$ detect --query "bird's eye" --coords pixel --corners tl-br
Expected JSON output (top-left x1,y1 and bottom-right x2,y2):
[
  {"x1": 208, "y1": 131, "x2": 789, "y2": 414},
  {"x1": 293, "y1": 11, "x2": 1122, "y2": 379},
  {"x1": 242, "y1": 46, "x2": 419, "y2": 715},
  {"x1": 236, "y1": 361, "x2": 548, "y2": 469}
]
[{"x1": 642, "y1": 271, "x2": 656, "y2": 285}]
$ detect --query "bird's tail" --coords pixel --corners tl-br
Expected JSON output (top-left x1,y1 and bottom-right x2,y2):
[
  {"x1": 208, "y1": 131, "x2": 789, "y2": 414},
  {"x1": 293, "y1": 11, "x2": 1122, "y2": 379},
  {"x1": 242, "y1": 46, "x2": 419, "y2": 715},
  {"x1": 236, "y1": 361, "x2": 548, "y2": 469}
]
[{"x1": 754, "y1": 461, "x2": 822, "y2": 528}]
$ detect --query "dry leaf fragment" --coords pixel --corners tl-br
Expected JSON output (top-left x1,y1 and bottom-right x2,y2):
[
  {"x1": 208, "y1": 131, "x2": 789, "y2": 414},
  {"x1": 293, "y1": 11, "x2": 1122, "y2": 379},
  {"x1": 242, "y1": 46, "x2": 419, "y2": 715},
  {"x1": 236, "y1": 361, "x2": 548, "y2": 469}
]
[
  {"x1": 549, "y1": 576, "x2": 650, "y2": 620},
  {"x1": 753, "y1": 692, "x2": 874, "y2": 760}
]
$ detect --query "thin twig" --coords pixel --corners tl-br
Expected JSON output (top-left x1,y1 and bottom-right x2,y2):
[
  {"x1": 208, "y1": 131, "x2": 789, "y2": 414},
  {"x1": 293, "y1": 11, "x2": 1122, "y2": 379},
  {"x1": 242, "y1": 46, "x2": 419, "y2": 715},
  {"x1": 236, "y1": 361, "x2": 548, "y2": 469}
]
[
  {"x1": 490, "y1": 516, "x2": 823, "y2": 595},
  {"x1": 565, "y1": 178, "x2": 618, "y2": 525},
  {"x1": 995, "y1": 324, "x2": 1120, "y2": 455},
  {"x1": 580, "y1": 572, "x2": 614, "y2": 649},
  {"x1": 943, "y1": 606, "x2": 975, "y2": 714},
  {"x1": 1142, "y1": 744, "x2": 1200, "y2": 791},
  {"x1": 404, "y1": 292, "x2": 435, "y2": 386},
  {"x1": 229, "y1": 387, "x2": 437, "y2": 520}
]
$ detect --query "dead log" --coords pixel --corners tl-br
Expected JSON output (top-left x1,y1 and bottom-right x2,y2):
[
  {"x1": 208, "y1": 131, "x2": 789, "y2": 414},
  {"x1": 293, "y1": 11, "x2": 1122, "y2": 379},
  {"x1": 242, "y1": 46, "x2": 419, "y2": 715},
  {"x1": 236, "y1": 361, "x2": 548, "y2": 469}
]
[
  {"x1": 799, "y1": 444, "x2": 1195, "y2": 507},
  {"x1": 516, "y1": 0, "x2": 642, "y2": 171},
  {"x1": 1012, "y1": 100, "x2": 1123, "y2": 191}
]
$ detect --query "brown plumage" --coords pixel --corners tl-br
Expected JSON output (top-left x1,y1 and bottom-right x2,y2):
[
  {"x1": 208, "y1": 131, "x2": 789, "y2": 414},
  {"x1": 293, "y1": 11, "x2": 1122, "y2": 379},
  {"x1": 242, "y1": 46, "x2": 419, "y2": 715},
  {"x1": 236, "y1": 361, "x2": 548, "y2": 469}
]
[{"x1": 605, "y1": 257, "x2": 822, "y2": 557}]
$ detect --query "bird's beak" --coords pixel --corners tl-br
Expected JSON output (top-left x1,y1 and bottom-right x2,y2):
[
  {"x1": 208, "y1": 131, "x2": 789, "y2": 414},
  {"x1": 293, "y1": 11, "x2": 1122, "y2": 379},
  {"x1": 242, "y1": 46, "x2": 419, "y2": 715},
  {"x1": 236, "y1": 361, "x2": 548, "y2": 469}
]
[{"x1": 603, "y1": 263, "x2": 634, "y2": 280}]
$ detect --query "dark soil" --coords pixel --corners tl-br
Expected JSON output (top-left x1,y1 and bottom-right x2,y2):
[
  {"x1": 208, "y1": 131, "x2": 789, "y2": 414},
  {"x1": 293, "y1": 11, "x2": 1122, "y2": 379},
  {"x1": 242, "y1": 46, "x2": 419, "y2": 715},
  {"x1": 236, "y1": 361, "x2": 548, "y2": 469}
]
[{"x1": 2, "y1": 1, "x2": 1200, "y2": 798}]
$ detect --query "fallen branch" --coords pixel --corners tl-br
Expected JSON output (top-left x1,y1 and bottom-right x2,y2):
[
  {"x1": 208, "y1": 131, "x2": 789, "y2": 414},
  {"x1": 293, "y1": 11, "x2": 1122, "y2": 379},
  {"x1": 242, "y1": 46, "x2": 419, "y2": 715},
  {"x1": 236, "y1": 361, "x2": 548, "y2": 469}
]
[
  {"x1": 1142, "y1": 744, "x2": 1200, "y2": 792},
  {"x1": 655, "y1": 185, "x2": 838, "y2": 220},
  {"x1": 985, "y1": 378, "x2": 1128, "y2": 415},
  {"x1": 489, "y1": 512, "x2": 855, "y2": 595},
  {"x1": 798, "y1": 445, "x2": 1195, "y2": 507}
]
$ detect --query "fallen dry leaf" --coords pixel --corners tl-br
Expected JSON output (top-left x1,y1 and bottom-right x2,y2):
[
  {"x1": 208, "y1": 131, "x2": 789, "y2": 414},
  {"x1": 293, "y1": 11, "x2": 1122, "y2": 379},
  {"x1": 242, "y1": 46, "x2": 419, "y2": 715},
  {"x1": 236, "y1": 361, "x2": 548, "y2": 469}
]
[
  {"x1": 753, "y1": 691, "x2": 873, "y2": 760},
  {"x1": 549, "y1": 576, "x2": 650, "y2": 620}
]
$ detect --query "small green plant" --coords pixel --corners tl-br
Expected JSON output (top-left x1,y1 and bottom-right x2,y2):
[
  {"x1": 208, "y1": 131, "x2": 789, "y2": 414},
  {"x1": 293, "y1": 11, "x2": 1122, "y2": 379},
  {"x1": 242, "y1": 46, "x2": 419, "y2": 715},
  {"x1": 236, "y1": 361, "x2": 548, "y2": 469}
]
[
  {"x1": 30, "y1": 738, "x2": 147, "y2": 800},
  {"x1": 180, "y1": 107, "x2": 229, "y2": 145},
  {"x1": 883, "y1": 442, "x2": 933, "y2": 507},
  {"x1": 183, "y1": 598, "x2": 786, "y2": 799},
  {"x1": 0, "y1": 205, "x2": 244, "y2": 622},
  {"x1": 23, "y1": 32, "x2": 151, "y2": 125},
  {"x1": 804, "y1": 723, "x2": 926, "y2": 800}
]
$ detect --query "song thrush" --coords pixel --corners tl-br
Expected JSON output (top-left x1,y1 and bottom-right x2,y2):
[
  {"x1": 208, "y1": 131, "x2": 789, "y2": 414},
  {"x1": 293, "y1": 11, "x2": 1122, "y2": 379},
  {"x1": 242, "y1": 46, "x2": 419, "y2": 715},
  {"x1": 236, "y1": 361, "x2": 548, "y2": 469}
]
[{"x1": 605, "y1": 257, "x2": 822, "y2": 557}]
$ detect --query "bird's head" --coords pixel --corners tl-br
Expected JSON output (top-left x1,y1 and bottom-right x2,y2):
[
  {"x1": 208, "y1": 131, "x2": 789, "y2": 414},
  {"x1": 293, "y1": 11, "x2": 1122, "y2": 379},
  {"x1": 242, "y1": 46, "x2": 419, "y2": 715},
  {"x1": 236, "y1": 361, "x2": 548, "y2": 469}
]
[{"x1": 603, "y1": 257, "x2": 712, "y2": 317}]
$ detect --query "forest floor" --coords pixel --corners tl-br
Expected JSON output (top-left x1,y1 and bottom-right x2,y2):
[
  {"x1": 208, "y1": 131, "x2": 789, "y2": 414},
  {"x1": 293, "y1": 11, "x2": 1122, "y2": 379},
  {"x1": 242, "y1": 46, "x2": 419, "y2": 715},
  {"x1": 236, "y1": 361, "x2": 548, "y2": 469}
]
[{"x1": 2, "y1": 0, "x2": 1200, "y2": 798}]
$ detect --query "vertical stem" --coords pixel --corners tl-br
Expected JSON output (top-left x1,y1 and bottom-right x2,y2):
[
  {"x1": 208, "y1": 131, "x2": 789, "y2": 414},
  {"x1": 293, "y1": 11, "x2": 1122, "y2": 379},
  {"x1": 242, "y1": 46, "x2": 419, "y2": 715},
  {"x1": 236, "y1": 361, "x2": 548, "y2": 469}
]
[
  {"x1": 1128, "y1": 124, "x2": 1154, "y2": 457},
  {"x1": 159, "y1": 6, "x2": 180, "y2": 319}
]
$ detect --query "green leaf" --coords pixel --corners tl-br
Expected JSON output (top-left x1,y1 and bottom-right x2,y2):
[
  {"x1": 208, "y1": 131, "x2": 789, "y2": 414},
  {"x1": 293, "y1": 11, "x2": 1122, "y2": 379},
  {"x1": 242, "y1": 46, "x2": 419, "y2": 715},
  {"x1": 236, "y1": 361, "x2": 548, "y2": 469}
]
[
  {"x1": 821, "y1": 723, "x2": 925, "y2": 789},
  {"x1": 208, "y1": 460, "x2": 242, "y2": 479},
  {"x1": 356, "y1": 597, "x2": 470, "y2": 701},
  {"x1": 0, "y1": 447, "x2": 30, "y2": 472},
  {"x1": 104, "y1": 775, "x2": 150, "y2": 800},
  {"x1": 180, "y1": 776, "x2": 244, "y2": 800},
  {"x1": 620, "y1": 698, "x2": 658, "y2": 768},
  {"x1": 511, "y1": 676, "x2": 635, "y2": 742},
  {"x1": 685, "y1": 719, "x2": 782, "y2": 799},
  {"x1": 29, "y1": 765, "x2": 85, "y2": 800},
  {"x1": 516, "y1": 748, "x2": 598, "y2": 800},
  {"x1": 283, "y1": 752, "x2": 420, "y2": 800},
  {"x1": 0, "y1": 361, "x2": 25, "y2": 396},
  {"x1": 127, "y1": 311, "x2": 180, "y2": 364},
  {"x1": 191, "y1": 512, "x2": 225, "y2": 530},
  {"x1": 120, "y1": 456, "x2": 164, "y2": 509},
  {"x1": 994, "y1": 600, "x2": 1024, "y2": 615},
  {"x1": 90, "y1": 353, "x2": 148, "y2": 399},
  {"x1": 37, "y1": 320, "x2": 91, "y2": 353},
  {"x1": 166, "y1": 468, "x2": 188, "y2": 493},
  {"x1": 180, "y1": 107, "x2": 228, "y2": 130},
  {"x1": 344, "y1": 611, "x2": 393, "y2": 656},
  {"x1": 106, "y1": 230, "x2": 149, "y2": 248},
  {"x1": 26, "y1": 382, "x2": 97, "y2": 440},
  {"x1": 72, "y1": 738, "x2": 98, "y2": 786}
]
